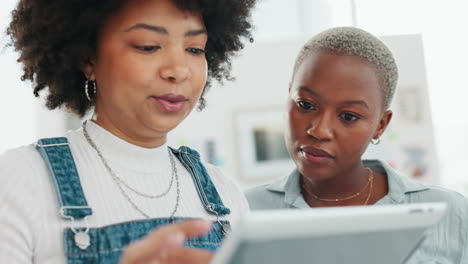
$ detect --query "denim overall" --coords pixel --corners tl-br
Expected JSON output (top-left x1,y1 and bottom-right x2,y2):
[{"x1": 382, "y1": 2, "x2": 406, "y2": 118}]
[{"x1": 36, "y1": 137, "x2": 231, "y2": 264}]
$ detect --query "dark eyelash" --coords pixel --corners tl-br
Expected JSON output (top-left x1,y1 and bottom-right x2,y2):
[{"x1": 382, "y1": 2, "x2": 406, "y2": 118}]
[
  {"x1": 186, "y1": 48, "x2": 206, "y2": 54},
  {"x1": 297, "y1": 100, "x2": 315, "y2": 110},
  {"x1": 340, "y1": 113, "x2": 360, "y2": 122},
  {"x1": 132, "y1": 45, "x2": 160, "y2": 52}
]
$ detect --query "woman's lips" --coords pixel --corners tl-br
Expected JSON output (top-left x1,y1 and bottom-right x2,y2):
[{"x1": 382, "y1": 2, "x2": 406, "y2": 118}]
[
  {"x1": 153, "y1": 94, "x2": 188, "y2": 112},
  {"x1": 300, "y1": 146, "x2": 334, "y2": 164}
]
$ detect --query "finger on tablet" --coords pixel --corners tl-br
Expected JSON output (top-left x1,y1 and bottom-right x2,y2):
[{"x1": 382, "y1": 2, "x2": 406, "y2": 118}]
[
  {"x1": 166, "y1": 247, "x2": 214, "y2": 264},
  {"x1": 120, "y1": 219, "x2": 213, "y2": 264}
]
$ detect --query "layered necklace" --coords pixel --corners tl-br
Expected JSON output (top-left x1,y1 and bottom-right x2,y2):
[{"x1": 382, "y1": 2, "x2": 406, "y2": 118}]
[
  {"x1": 82, "y1": 121, "x2": 180, "y2": 218},
  {"x1": 301, "y1": 168, "x2": 374, "y2": 205}
]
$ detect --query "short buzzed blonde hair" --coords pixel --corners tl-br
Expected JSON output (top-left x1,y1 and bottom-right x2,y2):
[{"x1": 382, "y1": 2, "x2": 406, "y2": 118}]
[{"x1": 292, "y1": 27, "x2": 399, "y2": 110}]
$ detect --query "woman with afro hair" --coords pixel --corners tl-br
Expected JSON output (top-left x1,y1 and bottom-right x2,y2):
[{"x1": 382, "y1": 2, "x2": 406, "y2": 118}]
[{"x1": 1, "y1": 0, "x2": 256, "y2": 263}]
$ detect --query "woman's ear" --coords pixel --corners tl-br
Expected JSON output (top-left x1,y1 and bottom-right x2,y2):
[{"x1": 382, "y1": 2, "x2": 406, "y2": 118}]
[
  {"x1": 81, "y1": 57, "x2": 96, "y2": 80},
  {"x1": 373, "y1": 110, "x2": 393, "y2": 139}
]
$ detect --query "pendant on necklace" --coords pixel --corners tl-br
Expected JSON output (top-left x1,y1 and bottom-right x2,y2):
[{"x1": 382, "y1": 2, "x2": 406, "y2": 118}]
[{"x1": 74, "y1": 231, "x2": 91, "y2": 250}]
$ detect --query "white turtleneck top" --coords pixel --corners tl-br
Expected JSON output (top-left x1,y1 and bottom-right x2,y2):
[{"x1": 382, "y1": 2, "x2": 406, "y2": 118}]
[{"x1": 0, "y1": 121, "x2": 249, "y2": 264}]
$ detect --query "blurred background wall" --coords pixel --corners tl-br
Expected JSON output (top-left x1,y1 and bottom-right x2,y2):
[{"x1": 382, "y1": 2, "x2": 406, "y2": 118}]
[{"x1": 1, "y1": 0, "x2": 467, "y2": 194}]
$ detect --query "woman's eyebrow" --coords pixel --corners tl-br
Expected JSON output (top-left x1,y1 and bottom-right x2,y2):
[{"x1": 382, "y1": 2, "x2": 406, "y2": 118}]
[
  {"x1": 185, "y1": 29, "x2": 207, "y2": 37},
  {"x1": 341, "y1": 100, "x2": 369, "y2": 109},
  {"x1": 125, "y1": 23, "x2": 168, "y2": 34},
  {"x1": 124, "y1": 23, "x2": 207, "y2": 37},
  {"x1": 298, "y1": 86, "x2": 369, "y2": 108},
  {"x1": 298, "y1": 86, "x2": 321, "y2": 98}
]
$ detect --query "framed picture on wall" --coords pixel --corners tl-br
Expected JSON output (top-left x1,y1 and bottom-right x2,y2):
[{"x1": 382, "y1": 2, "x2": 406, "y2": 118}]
[{"x1": 234, "y1": 107, "x2": 294, "y2": 181}]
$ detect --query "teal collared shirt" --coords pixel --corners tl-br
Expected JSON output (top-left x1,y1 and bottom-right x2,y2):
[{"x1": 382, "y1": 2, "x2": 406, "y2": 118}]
[{"x1": 245, "y1": 160, "x2": 468, "y2": 263}]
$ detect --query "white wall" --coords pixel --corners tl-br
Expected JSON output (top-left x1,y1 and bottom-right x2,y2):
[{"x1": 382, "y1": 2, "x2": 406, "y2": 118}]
[
  {"x1": 0, "y1": 0, "x2": 35, "y2": 152},
  {"x1": 0, "y1": 0, "x2": 70, "y2": 153}
]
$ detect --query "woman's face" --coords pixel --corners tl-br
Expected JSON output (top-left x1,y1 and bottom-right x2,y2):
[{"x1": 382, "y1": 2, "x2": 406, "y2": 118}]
[
  {"x1": 286, "y1": 51, "x2": 392, "y2": 180},
  {"x1": 84, "y1": 0, "x2": 208, "y2": 147}
]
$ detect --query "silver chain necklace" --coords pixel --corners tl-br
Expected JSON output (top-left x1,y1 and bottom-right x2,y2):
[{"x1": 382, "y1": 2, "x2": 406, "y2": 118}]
[
  {"x1": 82, "y1": 121, "x2": 180, "y2": 218},
  {"x1": 114, "y1": 166, "x2": 175, "y2": 199}
]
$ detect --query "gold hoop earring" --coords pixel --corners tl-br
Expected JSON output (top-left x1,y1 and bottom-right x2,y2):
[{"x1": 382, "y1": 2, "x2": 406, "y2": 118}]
[
  {"x1": 371, "y1": 138, "x2": 381, "y2": 145},
  {"x1": 85, "y1": 79, "x2": 96, "y2": 102}
]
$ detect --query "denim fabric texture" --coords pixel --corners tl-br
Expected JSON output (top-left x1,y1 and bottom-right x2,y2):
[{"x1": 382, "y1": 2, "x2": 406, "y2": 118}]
[
  {"x1": 36, "y1": 138, "x2": 231, "y2": 264},
  {"x1": 171, "y1": 146, "x2": 231, "y2": 216},
  {"x1": 36, "y1": 137, "x2": 92, "y2": 218},
  {"x1": 65, "y1": 218, "x2": 228, "y2": 264}
]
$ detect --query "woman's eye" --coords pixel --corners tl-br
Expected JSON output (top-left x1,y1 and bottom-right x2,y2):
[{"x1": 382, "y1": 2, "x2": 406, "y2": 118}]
[
  {"x1": 186, "y1": 48, "x2": 206, "y2": 55},
  {"x1": 340, "y1": 113, "x2": 360, "y2": 122},
  {"x1": 297, "y1": 101, "x2": 316, "y2": 110},
  {"x1": 132, "y1": 45, "x2": 160, "y2": 52}
]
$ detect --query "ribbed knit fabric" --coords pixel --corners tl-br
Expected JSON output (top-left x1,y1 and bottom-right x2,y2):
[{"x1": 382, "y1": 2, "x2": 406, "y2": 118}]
[{"x1": 0, "y1": 121, "x2": 248, "y2": 264}]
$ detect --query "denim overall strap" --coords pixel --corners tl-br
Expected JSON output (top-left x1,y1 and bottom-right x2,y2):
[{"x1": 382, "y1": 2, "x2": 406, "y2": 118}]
[
  {"x1": 35, "y1": 137, "x2": 92, "y2": 219},
  {"x1": 170, "y1": 146, "x2": 231, "y2": 216}
]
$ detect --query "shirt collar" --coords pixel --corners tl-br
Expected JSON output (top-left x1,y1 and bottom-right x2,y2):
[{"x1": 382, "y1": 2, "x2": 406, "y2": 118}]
[
  {"x1": 266, "y1": 160, "x2": 429, "y2": 207},
  {"x1": 266, "y1": 169, "x2": 308, "y2": 208},
  {"x1": 364, "y1": 160, "x2": 429, "y2": 204}
]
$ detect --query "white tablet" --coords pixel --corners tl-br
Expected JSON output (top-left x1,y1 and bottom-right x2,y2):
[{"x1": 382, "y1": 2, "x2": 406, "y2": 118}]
[{"x1": 212, "y1": 203, "x2": 447, "y2": 264}]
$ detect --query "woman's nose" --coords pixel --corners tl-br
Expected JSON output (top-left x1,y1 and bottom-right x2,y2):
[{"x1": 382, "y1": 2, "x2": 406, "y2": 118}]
[
  {"x1": 306, "y1": 115, "x2": 333, "y2": 141},
  {"x1": 160, "y1": 50, "x2": 190, "y2": 83}
]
